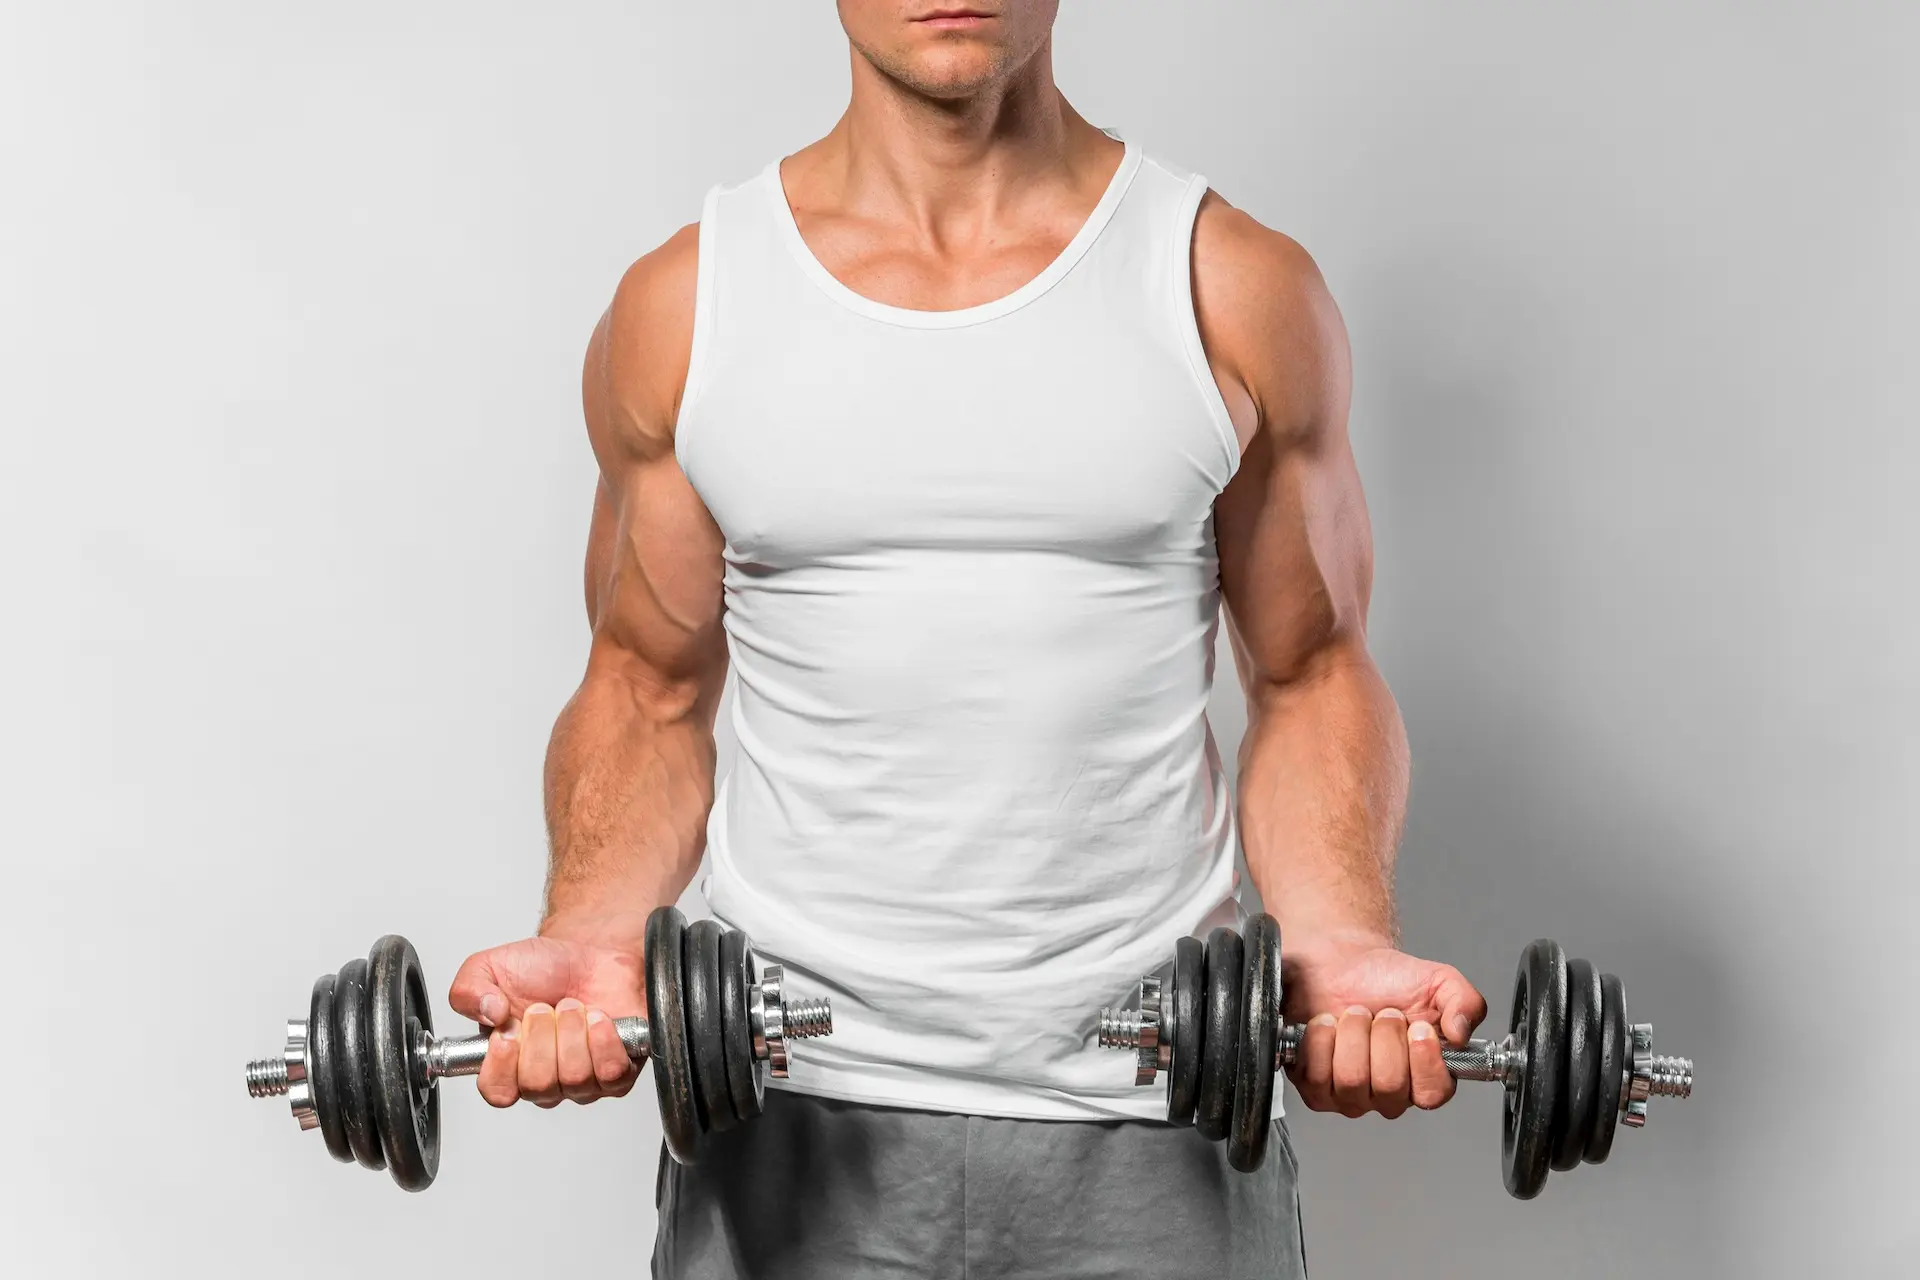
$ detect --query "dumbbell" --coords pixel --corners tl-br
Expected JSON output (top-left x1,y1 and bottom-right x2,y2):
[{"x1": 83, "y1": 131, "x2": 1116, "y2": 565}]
[
  {"x1": 243, "y1": 906, "x2": 832, "y2": 1190},
  {"x1": 1096, "y1": 917, "x2": 1695, "y2": 1198}
]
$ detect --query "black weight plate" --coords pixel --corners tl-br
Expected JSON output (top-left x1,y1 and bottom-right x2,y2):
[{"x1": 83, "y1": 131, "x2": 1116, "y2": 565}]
[
  {"x1": 329, "y1": 957, "x2": 385, "y2": 1171},
  {"x1": 1584, "y1": 972, "x2": 1629, "y2": 1164},
  {"x1": 1502, "y1": 939, "x2": 1567, "y2": 1200},
  {"x1": 1194, "y1": 926, "x2": 1244, "y2": 1143},
  {"x1": 646, "y1": 906, "x2": 702, "y2": 1164},
  {"x1": 718, "y1": 929, "x2": 764, "y2": 1122},
  {"x1": 684, "y1": 919, "x2": 735, "y2": 1133},
  {"x1": 1166, "y1": 935, "x2": 1205, "y2": 1126},
  {"x1": 307, "y1": 973, "x2": 352, "y2": 1163},
  {"x1": 368, "y1": 934, "x2": 439, "y2": 1191},
  {"x1": 1228, "y1": 914, "x2": 1282, "y2": 1172},
  {"x1": 1551, "y1": 958, "x2": 1603, "y2": 1171}
]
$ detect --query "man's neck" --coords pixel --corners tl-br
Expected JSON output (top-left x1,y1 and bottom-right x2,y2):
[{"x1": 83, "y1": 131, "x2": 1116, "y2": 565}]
[{"x1": 807, "y1": 38, "x2": 1110, "y2": 232}]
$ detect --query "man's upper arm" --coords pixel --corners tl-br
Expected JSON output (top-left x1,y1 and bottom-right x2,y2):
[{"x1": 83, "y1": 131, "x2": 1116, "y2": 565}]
[
  {"x1": 578, "y1": 224, "x2": 728, "y2": 715},
  {"x1": 1194, "y1": 194, "x2": 1372, "y2": 693}
]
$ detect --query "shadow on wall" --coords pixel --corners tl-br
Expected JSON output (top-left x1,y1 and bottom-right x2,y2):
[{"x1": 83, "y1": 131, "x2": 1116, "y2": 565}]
[{"x1": 1232, "y1": 245, "x2": 1737, "y2": 1270}]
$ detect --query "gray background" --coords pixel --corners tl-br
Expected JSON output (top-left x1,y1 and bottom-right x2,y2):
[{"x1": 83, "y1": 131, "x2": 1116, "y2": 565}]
[{"x1": 2, "y1": 2, "x2": 1913, "y2": 1276}]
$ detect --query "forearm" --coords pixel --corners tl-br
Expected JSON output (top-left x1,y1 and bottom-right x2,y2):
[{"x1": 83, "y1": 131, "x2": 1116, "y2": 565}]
[
  {"x1": 1236, "y1": 642, "x2": 1408, "y2": 952},
  {"x1": 539, "y1": 650, "x2": 719, "y2": 947}
]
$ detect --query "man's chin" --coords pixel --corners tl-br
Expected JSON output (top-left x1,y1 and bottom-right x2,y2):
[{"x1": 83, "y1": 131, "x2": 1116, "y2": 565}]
[{"x1": 867, "y1": 45, "x2": 1015, "y2": 99}]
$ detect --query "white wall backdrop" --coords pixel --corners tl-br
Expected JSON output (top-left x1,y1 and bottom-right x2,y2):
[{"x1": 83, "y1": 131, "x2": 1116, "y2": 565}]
[{"x1": 1, "y1": 3, "x2": 1913, "y2": 1276}]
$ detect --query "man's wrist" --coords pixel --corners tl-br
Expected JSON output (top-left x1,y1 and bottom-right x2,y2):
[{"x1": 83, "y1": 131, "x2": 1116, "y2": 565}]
[
  {"x1": 538, "y1": 907, "x2": 655, "y2": 953},
  {"x1": 1276, "y1": 921, "x2": 1399, "y2": 960}
]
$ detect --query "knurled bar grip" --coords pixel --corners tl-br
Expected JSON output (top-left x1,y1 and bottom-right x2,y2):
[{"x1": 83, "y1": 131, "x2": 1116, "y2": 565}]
[
  {"x1": 1439, "y1": 1043, "x2": 1505, "y2": 1082},
  {"x1": 422, "y1": 1017, "x2": 651, "y2": 1080}
]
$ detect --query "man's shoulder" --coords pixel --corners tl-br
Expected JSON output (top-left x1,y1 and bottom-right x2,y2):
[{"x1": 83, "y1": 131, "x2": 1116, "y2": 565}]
[
  {"x1": 1191, "y1": 192, "x2": 1335, "y2": 348},
  {"x1": 590, "y1": 221, "x2": 702, "y2": 460},
  {"x1": 1190, "y1": 191, "x2": 1348, "y2": 440},
  {"x1": 605, "y1": 220, "x2": 702, "y2": 390}
]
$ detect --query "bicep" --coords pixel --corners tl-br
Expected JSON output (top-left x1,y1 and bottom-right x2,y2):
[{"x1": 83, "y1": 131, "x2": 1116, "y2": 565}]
[
  {"x1": 1215, "y1": 419, "x2": 1373, "y2": 690},
  {"x1": 589, "y1": 446, "x2": 727, "y2": 705},
  {"x1": 1204, "y1": 222, "x2": 1371, "y2": 690},
  {"x1": 576, "y1": 235, "x2": 728, "y2": 715}
]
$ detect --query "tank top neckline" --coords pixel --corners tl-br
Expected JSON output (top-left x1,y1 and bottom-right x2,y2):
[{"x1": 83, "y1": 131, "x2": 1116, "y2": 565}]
[{"x1": 761, "y1": 139, "x2": 1143, "y2": 331}]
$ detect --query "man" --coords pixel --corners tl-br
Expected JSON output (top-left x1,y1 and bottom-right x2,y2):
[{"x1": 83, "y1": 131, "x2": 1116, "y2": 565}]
[{"x1": 450, "y1": 3, "x2": 1488, "y2": 1275}]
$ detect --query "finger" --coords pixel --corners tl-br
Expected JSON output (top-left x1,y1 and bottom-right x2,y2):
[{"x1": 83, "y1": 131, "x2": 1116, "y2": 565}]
[
  {"x1": 1370, "y1": 1008, "x2": 1412, "y2": 1119},
  {"x1": 1433, "y1": 967, "x2": 1489, "y2": 1047},
  {"x1": 517, "y1": 1003, "x2": 561, "y2": 1108},
  {"x1": 1288, "y1": 1013, "x2": 1340, "y2": 1111},
  {"x1": 447, "y1": 953, "x2": 510, "y2": 1030},
  {"x1": 1331, "y1": 1005, "x2": 1374, "y2": 1117},
  {"x1": 476, "y1": 1027, "x2": 520, "y2": 1108},
  {"x1": 1408, "y1": 1019, "x2": 1456, "y2": 1110},
  {"x1": 555, "y1": 998, "x2": 597, "y2": 1103},
  {"x1": 586, "y1": 1009, "x2": 638, "y2": 1096}
]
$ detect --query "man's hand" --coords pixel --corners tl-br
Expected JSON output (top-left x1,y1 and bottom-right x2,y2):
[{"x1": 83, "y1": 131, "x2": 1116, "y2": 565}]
[
  {"x1": 1282, "y1": 939, "x2": 1489, "y2": 1119},
  {"x1": 447, "y1": 935, "x2": 647, "y2": 1109}
]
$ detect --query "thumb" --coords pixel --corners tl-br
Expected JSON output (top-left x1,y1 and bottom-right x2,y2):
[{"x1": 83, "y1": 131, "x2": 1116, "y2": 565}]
[
  {"x1": 448, "y1": 950, "x2": 513, "y2": 1029},
  {"x1": 448, "y1": 936, "x2": 579, "y2": 1026},
  {"x1": 1431, "y1": 965, "x2": 1489, "y2": 1046}
]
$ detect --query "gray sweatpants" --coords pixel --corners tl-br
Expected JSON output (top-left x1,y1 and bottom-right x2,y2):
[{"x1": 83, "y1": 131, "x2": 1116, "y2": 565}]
[{"x1": 652, "y1": 1091, "x2": 1308, "y2": 1279}]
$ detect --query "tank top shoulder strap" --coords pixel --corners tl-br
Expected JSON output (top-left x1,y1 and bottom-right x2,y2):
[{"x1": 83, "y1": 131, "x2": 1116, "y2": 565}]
[
  {"x1": 676, "y1": 165, "x2": 805, "y2": 447},
  {"x1": 1086, "y1": 148, "x2": 1239, "y2": 477}
]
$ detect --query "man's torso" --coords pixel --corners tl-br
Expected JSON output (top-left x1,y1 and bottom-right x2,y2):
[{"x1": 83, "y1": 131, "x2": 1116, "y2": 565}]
[{"x1": 669, "y1": 138, "x2": 1247, "y2": 1119}]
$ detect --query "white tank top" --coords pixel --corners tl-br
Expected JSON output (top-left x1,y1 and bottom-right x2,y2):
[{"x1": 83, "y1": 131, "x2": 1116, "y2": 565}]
[{"x1": 679, "y1": 139, "x2": 1245, "y2": 1120}]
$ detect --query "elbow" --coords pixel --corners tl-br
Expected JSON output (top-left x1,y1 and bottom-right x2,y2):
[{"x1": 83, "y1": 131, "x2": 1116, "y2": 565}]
[
  {"x1": 1242, "y1": 628, "x2": 1384, "y2": 719},
  {"x1": 579, "y1": 637, "x2": 720, "y2": 729}
]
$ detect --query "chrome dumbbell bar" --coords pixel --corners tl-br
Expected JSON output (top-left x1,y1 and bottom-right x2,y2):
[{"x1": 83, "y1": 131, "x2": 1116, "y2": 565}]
[
  {"x1": 243, "y1": 914, "x2": 832, "y2": 1190},
  {"x1": 1099, "y1": 980, "x2": 1694, "y2": 1124},
  {"x1": 246, "y1": 975, "x2": 833, "y2": 1120}
]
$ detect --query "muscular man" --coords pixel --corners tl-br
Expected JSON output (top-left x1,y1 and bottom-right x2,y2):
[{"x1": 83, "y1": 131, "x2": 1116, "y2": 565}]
[{"x1": 450, "y1": 4, "x2": 1487, "y2": 1274}]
